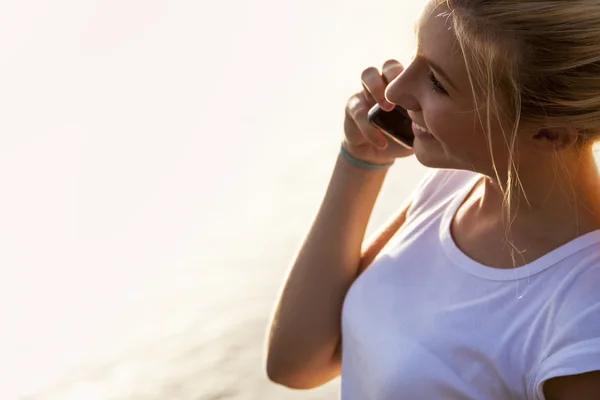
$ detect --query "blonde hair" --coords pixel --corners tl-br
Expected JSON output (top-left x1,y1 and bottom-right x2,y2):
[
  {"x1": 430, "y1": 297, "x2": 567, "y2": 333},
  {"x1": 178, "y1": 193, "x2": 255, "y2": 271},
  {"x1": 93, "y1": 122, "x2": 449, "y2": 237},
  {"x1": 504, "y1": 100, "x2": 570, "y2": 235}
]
[{"x1": 434, "y1": 0, "x2": 600, "y2": 268}]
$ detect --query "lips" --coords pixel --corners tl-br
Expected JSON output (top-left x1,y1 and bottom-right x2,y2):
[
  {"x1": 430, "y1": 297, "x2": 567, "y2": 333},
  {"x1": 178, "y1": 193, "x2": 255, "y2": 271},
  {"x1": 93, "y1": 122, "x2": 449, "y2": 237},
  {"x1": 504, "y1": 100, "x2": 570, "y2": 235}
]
[{"x1": 407, "y1": 113, "x2": 431, "y2": 134}]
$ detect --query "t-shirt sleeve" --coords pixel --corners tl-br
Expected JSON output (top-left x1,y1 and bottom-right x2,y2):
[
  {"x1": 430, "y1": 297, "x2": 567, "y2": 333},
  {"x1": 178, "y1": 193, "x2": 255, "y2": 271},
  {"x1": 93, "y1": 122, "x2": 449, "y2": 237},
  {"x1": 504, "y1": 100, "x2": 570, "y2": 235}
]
[{"x1": 527, "y1": 267, "x2": 600, "y2": 400}]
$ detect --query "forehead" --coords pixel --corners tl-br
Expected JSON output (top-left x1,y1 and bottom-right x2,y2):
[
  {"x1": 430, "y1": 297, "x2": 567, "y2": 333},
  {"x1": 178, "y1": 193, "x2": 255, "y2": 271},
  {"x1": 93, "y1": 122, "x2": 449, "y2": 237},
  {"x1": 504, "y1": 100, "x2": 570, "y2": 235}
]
[
  {"x1": 415, "y1": 3, "x2": 468, "y2": 92},
  {"x1": 415, "y1": 3, "x2": 454, "y2": 47}
]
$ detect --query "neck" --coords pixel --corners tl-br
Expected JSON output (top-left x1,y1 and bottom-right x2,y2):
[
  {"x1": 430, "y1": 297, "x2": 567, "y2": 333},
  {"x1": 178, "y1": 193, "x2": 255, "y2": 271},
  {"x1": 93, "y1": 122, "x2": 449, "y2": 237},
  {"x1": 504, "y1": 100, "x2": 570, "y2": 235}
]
[{"x1": 474, "y1": 149, "x2": 600, "y2": 241}]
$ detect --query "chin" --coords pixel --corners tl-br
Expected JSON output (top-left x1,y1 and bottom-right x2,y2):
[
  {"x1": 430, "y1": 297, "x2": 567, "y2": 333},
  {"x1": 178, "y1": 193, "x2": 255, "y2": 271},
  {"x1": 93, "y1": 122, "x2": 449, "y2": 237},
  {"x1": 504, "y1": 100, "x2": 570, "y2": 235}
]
[
  {"x1": 412, "y1": 139, "x2": 447, "y2": 168},
  {"x1": 412, "y1": 141, "x2": 470, "y2": 171}
]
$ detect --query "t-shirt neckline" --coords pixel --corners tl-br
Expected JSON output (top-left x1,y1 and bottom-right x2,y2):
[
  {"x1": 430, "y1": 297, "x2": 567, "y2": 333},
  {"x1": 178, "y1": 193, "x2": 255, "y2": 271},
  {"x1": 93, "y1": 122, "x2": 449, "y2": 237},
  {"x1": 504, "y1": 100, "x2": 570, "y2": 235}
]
[{"x1": 439, "y1": 173, "x2": 600, "y2": 281}]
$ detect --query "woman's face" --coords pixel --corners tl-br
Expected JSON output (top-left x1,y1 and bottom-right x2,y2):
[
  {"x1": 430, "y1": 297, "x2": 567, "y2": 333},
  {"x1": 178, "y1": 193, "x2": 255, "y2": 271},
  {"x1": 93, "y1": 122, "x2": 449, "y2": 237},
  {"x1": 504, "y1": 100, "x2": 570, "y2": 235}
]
[{"x1": 385, "y1": 1, "x2": 512, "y2": 176}]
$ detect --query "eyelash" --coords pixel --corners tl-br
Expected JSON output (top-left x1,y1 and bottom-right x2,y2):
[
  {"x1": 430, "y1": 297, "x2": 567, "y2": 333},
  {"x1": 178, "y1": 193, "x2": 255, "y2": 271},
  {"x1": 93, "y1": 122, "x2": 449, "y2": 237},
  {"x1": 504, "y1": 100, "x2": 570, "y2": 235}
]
[{"x1": 428, "y1": 72, "x2": 447, "y2": 94}]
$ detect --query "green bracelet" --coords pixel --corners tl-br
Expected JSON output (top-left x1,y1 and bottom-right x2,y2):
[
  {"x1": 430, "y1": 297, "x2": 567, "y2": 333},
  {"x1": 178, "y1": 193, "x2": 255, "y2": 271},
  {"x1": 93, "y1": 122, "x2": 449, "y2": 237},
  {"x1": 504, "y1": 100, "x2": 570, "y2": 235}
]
[{"x1": 340, "y1": 144, "x2": 394, "y2": 171}]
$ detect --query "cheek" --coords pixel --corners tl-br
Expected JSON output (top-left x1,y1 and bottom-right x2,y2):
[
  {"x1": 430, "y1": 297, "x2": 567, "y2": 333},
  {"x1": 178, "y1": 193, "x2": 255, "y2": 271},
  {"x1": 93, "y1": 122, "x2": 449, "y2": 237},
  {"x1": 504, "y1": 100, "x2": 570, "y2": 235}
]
[
  {"x1": 426, "y1": 111, "x2": 468, "y2": 144},
  {"x1": 427, "y1": 111, "x2": 489, "y2": 154}
]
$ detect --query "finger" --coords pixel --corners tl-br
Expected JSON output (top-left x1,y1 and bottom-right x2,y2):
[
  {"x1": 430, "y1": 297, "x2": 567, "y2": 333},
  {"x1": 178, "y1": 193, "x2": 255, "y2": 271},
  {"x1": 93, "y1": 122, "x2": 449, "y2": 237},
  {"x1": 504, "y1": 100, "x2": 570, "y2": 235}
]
[
  {"x1": 361, "y1": 66, "x2": 394, "y2": 112},
  {"x1": 345, "y1": 93, "x2": 366, "y2": 142},
  {"x1": 361, "y1": 82, "x2": 377, "y2": 108},
  {"x1": 356, "y1": 113, "x2": 388, "y2": 150},
  {"x1": 351, "y1": 93, "x2": 389, "y2": 149},
  {"x1": 381, "y1": 59, "x2": 404, "y2": 84},
  {"x1": 346, "y1": 92, "x2": 365, "y2": 122}
]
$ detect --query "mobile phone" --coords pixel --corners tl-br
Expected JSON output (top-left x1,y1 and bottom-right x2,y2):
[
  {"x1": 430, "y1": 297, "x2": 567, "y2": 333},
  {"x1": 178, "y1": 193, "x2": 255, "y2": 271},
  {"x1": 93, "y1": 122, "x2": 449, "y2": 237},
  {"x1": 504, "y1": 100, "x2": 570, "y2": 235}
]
[{"x1": 367, "y1": 104, "x2": 414, "y2": 148}]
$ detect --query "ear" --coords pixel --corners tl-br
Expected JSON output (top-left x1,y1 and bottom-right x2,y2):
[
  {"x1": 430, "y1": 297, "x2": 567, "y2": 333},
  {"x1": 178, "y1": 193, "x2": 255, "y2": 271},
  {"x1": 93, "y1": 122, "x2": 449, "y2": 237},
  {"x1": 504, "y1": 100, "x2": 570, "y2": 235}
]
[{"x1": 531, "y1": 126, "x2": 580, "y2": 151}]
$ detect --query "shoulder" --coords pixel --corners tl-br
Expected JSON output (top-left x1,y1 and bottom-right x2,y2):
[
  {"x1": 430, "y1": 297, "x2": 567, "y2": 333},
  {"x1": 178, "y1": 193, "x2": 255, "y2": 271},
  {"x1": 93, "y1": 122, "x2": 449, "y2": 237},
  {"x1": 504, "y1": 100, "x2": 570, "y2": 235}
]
[
  {"x1": 406, "y1": 167, "x2": 480, "y2": 218},
  {"x1": 546, "y1": 256, "x2": 600, "y2": 348},
  {"x1": 528, "y1": 260, "x2": 600, "y2": 399},
  {"x1": 415, "y1": 167, "x2": 478, "y2": 192},
  {"x1": 551, "y1": 258, "x2": 600, "y2": 322}
]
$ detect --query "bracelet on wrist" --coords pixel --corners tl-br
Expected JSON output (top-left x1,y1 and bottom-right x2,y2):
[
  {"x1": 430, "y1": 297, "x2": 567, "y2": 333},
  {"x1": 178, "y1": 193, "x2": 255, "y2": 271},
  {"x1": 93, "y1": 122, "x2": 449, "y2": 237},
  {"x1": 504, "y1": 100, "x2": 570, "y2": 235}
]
[{"x1": 339, "y1": 144, "x2": 395, "y2": 171}]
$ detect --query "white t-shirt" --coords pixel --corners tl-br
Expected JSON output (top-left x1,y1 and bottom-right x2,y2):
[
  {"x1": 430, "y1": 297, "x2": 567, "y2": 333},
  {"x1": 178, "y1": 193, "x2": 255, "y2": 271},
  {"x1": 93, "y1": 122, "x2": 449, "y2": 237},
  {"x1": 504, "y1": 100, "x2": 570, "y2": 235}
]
[{"x1": 340, "y1": 167, "x2": 600, "y2": 400}]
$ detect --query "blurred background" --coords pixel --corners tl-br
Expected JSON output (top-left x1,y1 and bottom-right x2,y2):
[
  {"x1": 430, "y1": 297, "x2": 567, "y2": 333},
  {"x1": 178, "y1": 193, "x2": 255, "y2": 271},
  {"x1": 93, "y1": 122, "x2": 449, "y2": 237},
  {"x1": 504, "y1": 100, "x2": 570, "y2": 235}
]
[{"x1": 0, "y1": 0, "x2": 429, "y2": 399}]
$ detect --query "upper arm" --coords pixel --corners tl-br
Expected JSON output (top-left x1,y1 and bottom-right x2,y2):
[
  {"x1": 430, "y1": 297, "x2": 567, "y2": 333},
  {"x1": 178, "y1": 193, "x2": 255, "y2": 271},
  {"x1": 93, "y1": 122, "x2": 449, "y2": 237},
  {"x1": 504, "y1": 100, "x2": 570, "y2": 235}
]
[
  {"x1": 330, "y1": 339, "x2": 342, "y2": 371},
  {"x1": 543, "y1": 370, "x2": 600, "y2": 400}
]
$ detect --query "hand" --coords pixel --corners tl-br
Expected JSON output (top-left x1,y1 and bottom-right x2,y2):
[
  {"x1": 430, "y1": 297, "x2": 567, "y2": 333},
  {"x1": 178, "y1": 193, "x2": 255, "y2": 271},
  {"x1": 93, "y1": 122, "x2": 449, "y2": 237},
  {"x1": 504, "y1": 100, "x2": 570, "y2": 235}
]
[{"x1": 343, "y1": 59, "x2": 415, "y2": 165}]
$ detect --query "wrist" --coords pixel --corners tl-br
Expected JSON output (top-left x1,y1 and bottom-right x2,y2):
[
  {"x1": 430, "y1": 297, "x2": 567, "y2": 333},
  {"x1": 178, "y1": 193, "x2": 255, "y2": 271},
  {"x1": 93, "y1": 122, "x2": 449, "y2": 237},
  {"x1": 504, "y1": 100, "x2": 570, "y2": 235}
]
[{"x1": 340, "y1": 143, "x2": 395, "y2": 171}]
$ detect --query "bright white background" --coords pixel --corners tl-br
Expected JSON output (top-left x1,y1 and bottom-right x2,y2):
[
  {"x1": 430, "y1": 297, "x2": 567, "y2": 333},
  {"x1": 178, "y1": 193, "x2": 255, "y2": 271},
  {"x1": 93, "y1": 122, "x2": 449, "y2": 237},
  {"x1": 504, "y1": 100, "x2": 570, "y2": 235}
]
[{"x1": 0, "y1": 1, "x2": 428, "y2": 398}]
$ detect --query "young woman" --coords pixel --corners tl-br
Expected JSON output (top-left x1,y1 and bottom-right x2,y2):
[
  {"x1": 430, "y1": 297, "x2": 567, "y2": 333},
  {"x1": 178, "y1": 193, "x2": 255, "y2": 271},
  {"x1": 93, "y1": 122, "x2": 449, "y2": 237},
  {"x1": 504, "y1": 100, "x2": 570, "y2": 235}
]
[{"x1": 265, "y1": 1, "x2": 600, "y2": 398}]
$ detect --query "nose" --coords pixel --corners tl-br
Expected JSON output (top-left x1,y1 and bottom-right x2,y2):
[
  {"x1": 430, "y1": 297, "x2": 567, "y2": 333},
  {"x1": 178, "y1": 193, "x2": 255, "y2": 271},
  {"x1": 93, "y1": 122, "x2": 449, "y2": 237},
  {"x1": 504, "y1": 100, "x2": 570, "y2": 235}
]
[{"x1": 384, "y1": 62, "x2": 421, "y2": 112}]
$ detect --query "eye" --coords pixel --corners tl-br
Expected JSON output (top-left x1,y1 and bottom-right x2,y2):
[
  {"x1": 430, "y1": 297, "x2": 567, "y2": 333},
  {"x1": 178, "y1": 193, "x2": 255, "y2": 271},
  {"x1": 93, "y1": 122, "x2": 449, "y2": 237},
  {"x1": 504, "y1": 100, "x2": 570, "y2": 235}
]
[{"x1": 428, "y1": 72, "x2": 448, "y2": 95}]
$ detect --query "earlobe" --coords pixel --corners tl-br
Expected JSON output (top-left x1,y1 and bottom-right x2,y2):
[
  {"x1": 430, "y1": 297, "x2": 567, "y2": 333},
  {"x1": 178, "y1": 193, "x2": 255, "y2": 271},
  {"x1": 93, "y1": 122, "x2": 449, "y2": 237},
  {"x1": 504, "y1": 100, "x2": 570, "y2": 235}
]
[
  {"x1": 533, "y1": 129, "x2": 556, "y2": 141},
  {"x1": 533, "y1": 127, "x2": 579, "y2": 150}
]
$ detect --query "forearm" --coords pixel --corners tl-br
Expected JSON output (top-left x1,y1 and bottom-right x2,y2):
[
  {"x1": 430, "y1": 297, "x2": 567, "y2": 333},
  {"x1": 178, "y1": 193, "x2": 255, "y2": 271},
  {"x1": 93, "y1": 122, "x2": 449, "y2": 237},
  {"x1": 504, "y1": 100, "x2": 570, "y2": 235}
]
[{"x1": 265, "y1": 150, "x2": 388, "y2": 384}]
